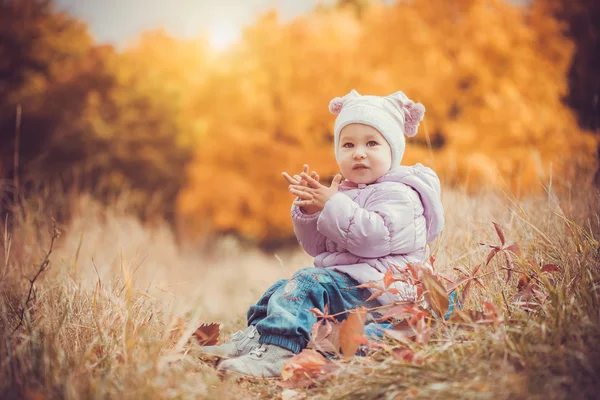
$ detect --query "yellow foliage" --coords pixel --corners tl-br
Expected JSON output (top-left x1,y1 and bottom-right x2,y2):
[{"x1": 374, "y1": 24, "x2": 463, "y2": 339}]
[{"x1": 177, "y1": 0, "x2": 597, "y2": 246}]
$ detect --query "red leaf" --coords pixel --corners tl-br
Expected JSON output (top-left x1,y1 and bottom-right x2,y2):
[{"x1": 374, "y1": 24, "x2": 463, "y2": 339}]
[
  {"x1": 493, "y1": 222, "x2": 505, "y2": 246},
  {"x1": 448, "y1": 309, "x2": 486, "y2": 324},
  {"x1": 281, "y1": 349, "x2": 338, "y2": 389},
  {"x1": 415, "y1": 318, "x2": 433, "y2": 345},
  {"x1": 339, "y1": 308, "x2": 367, "y2": 359},
  {"x1": 384, "y1": 329, "x2": 411, "y2": 345},
  {"x1": 387, "y1": 287, "x2": 400, "y2": 295},
  {"x1": 445, "y1": 277, "x2": 471, "y2": 294},
  {"x1": 485, "y1": 247, "x2": 501, "y2": 266},
  {"x1": 310, "y1": 308, "x2": 324, "y2": 319},
  {"x1": 308, "y1": 320, "x2": 340, "y2": 354},
  {"x1": 392, "y1": 347, "x2": 421, "y2": 364},
  {"x1": 460, "y1": 280, "x2": 473, "y2": 305},
  {"x1": 517, "y1": 274, "x2": 531, "y2": 291},
  {"x1": 365, "y1": 289, "x2": 385, "y2": 302},
  {"x1": 422, "y1": 271, "x2": 449, "y2": 317},
  {"x1": 541, "y1": 264, "x2": 561, "y2": 273},
  {"x1": 383, "y1": 268, "x2": 394, "y2": 289},
  {"x1": 357, "y1": 280, "x2": 384, "y2": 290},
  {"x1": 429, "y1": 256, "x2": 436, "y2": 269},
  {"x1": 406, "y1": 263, "x2": 421, "y2": 280},
  {"x1": 506, "y1": 243, "x2": 521, "y2": 256},
  {"x1": 392, "y1": 319, "x2": 417, "y2": 337},
  {"x1": 437, "y1": 272, "x2": 455, "y2": 285},
  {"x1": 409, "y1": 310, "x2": 429, "y2": 326},
  {"x1": 482, "y1": 302, "x2": 504, "y2": 325},
  {"x1": 193, "y1": 323, "x2": 220, "y2": 346},
  {"x1": 453, "y1": 265, "x2": 470, "y2": 277},
  {"x1": 379, "y1": 304, "x2": 412, "y2": 321}
]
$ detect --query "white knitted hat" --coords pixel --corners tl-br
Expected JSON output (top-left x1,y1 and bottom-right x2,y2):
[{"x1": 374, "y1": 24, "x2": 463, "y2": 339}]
[{"x1": 329, "y1": 89, "x2": 425, "y2": 167}]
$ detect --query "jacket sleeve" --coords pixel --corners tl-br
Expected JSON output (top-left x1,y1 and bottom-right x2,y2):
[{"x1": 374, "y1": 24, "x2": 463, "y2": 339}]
[
  {"x1": 316, "y1": 187, "x2": 418, "y2": 258},
  {"x1": 291, "y1": 202, "x2": 327, "y2": 257}
]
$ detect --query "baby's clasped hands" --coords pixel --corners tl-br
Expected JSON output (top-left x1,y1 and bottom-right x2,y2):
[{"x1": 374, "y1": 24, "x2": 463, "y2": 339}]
[
  {"x1": 289, "y1": 172, "x2": 343, "y2": 213},
  {"x1": 281, "y1": 164, "x2": 319, "y2": 188}
]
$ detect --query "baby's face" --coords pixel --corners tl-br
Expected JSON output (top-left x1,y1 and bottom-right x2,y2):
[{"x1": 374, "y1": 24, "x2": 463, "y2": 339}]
[{"x1": 338, "y1": 123, "x2": 392, "y2": 185}]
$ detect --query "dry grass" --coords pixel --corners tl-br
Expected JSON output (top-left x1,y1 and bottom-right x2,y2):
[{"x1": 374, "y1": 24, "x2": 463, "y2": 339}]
[{"x1": 1, "y1": 185, "x2": 599, "y2": 399}]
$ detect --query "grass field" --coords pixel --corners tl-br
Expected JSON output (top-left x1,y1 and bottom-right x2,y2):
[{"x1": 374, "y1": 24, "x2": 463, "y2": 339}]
[{"x1": 1, "y1": 184, "x2": 599, "y2": 399}]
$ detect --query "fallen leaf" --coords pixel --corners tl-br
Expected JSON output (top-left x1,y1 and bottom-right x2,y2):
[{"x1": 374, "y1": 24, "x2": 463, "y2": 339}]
[
  {"x1": 392, "y1": 347, "x2": 422, "y2": 364},
  {"x1": 448, "y1": 309, "x2": 486, "y2": 324},
  {"x1": 541, "y1": 264, "x2": 561, "y2": 273},
  {"x1": 392, "y1": 319, "x2": 417, "y2": 337},
  {"x1": 408, "y1": 309, "x2": 429, "y2": 326},
  {"x1": 482, "y1": 302, "x2": 504, "y2": 325},
  {"x1": 415, "y1": 318, "x2": 433, "y2": 345},
  {"x1": 281, "y1": 349, "x2": 338, "y2": 389},
  {"x1": 379, "y1": 303, "x2": 413, "y2": 321},
  {"x1": 307, "y1": 320, "x2": 340, "y2": 354},
  {"x1": 339, "y1": 308, "x2": 367, "y2": 359},
  {"x1": 422, "y1": 272, "x2": 449, "y2": 318},
  {"x1": 193, "y1": 323, "x2": 220, "y2": 346},
  {"x1": 384, "y1": 329, "x2": 412, "y2": 345}
]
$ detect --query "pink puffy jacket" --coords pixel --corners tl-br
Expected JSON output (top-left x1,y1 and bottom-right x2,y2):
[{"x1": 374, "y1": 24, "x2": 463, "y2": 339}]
[{"x1": 292, "y1": 163, "x2": 444, "y2": 304}]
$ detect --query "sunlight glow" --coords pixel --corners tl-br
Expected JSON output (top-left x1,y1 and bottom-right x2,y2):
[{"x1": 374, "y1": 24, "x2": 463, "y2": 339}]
[{"x1": 207, "y1": 23, "x2": 241, "y2": 51}]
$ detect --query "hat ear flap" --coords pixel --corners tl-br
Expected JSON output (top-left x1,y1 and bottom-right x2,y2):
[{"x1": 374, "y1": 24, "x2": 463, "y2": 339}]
[{"x1": 329, "y1": 89, "x2": 361, "y2": 115}]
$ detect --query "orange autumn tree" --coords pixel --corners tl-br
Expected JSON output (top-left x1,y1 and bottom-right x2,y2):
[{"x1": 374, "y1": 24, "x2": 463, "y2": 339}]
[
  {"x1": 178, "y1": 10, "x2": 362, "y2": 247},
  {"x1": 178, "y1": 0, "x2": 597, "y2": 247},
  {"x1": 19, "y1": 30, "x2": 213, "y2": 221},
  {"x1": 357, "y1": 0, "x2": 596, "y2": 191}
]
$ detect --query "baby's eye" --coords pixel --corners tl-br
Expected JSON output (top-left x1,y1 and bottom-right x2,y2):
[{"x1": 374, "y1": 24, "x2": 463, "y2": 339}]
[
  {"x1": 367, "y1": 141, "x2": 378, "y2": 147},
  {"x1": 343, "y1": 143, "x2": 354, "y2": 148}
]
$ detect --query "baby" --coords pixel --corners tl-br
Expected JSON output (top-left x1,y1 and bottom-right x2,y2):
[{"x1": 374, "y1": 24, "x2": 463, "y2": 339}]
[{"x1": 200, "y1": 89, "x2": 444, "y2": 377}]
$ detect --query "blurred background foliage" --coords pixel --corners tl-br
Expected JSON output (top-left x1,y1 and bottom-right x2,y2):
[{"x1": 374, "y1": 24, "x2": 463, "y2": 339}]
[{"x1": 0, "y1": 0, "x2": 598, "y2": 249}]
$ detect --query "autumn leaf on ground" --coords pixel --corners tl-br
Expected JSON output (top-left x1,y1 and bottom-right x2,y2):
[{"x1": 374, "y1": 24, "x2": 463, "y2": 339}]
[
  {"x1": 422, "y1": 271, "x2": 449, "y2": 318},
  {"x1": 280, "y1": 349, "x2": 339, "y2": 389},
  {"x1": 481, "y1": 302, "x2": 504, "y2": 326},
  {"x1": 339, "y1": 307, "x2": 368, "y2": 359},
  {"x1": 384, "y1": 328, "x2": 412, "y2": 345},
  {"x1": 541, "y1": 264, "x2": 561, "y2": 273},
  {"x1": 448, "y1": 309, "x2": 488, "y2": 327},
  {"x1": 378, "y1": 303, "x2": 413, "y2": 321},
  {"x1": 192, "y1": 322, "x2": 220, "y2": 346},
  {"x1": 307, "y1": 319, "x2": 340, "y2": 354},
  {"x1": 392, "y1": 347, "x2": 422, "y2": 365},
  {"x1": 414, "y1": 318, "x2": 433, "y2": 345}
]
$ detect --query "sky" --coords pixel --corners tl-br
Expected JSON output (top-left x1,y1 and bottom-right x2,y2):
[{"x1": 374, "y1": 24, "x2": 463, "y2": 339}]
[
  {"x1": 55, "y1": 0, "x2": 341, "y2": 49},
  {"x1": 55, "y1": 0, "x2": 527, "y2": 50}
]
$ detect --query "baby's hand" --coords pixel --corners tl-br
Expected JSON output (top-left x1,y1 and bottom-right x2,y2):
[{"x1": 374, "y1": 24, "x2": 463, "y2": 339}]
[
  {"x1": 282, "y1": 164, "x2": 319, "y2": 188},
  {"x1": 282, "y1": 164, "x2": 321, "y2": 214},
  {"x1": 289, "y1": 172, "x2": 343, "y2": 213}
]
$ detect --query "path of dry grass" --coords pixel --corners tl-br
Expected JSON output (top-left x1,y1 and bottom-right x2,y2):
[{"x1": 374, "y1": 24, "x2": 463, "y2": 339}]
[{"x1": 1, "y1": 187, "x2": 599, "y2": 399}]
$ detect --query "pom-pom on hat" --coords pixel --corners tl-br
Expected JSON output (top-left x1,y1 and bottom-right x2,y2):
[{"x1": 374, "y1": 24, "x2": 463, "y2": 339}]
[{"x1": 329, "y1": 89, "x2": 425, "y2": 167}]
